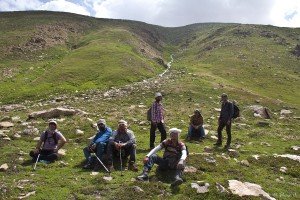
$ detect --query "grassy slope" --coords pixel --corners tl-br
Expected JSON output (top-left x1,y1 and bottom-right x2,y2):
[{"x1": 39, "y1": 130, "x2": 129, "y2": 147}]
[{"x1": 0, "y1": 11, "x2": 299, "y2": 200}]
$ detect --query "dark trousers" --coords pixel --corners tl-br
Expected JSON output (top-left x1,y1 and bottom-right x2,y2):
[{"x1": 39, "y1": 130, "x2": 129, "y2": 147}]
[
  {"x1": 144, "y1": 154, "x2": 184, "y2": 178},
  {"x1": 217, "y1": 120, "x2": 231, "y2": 145},
  {"x1": 29, "y1": 149, "x2": 58, "y2": 162},
  {"x1": 107, "y1": 142, "x2": 136, "y2": 164},
  {"x1": 150, "y1": 122, "x2": 167, "y2": 148},
  {"x1": 83, "y1": 142, "x2": 106, "y2": 163}
]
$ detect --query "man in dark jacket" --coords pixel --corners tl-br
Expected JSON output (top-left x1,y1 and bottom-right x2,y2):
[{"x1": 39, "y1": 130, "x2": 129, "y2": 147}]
[
  {"x1": 215, "y1": 93, "x2": 234, "y2": 149},
  {"x1": 106, "y1": 120, "x2": 138, "y2": 172},
  {"x1": 29, "y1": 120, "x2": 67, "y2": 163},
  {"x1": 83, "y1": 119, "x2": 112, "y2": 170}
]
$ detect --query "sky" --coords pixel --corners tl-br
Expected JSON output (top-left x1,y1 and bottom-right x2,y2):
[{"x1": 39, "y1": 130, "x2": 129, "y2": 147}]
[{"x1": 0, "y1": 0, "x2": 299, "y2": 28}]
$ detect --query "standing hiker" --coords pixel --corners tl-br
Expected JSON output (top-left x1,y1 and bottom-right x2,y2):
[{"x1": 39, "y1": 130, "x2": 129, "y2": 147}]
[
  {"x1": 106, "y1": 120, "x2": 138, "y2": 172},
  {"x1": 214, "y1": 93, "x2": 234, "y2": 149},
  {"x1": 187, "y1": 109, "x2": 205, "y2": 141},
  {"x1": 29, "y1": 120, "x2": 67, "y2": 163},
  {"x1": 83, "y1": 119, "x2": 112, "y2": 170},
  {"x1": 149, "y1": 92, "x2": 167, "y2": 149},
  {"x1": 137, "y1": 128, "x2": 187, "y2": 186}
]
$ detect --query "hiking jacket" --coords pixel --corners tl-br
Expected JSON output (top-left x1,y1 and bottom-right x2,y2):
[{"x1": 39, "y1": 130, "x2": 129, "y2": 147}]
[
  {"x1": 219, "y1": 101, "x2": 234, "y2": 122},
  {"x1": 109, "y1": 129, "x2": 136, "y2": 147},
  {"x1": 92, "y1": 126, "x2": 112, "y2": 144}
]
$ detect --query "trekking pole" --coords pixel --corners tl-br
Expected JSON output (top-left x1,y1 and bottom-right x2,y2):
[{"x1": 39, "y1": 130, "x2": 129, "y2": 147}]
[
  {"x1": 33, "y1": 153, "x2": 40, "y2": 171},
  {"x1": 119, "y1": 141, "x2": 123, "y2": 176},
  {"x1": 90, "y1": 149, "x2": 110, "y2": 174}
]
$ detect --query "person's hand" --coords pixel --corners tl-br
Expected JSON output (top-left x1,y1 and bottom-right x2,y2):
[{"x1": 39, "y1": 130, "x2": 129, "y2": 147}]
[
  {"x1": 34, "y1": 149, "x2": 40, "y2": 154},
  {"x1": 177, "y1": 159, "x2": 185, "y2": 170},
  {"x1": 143, "y1": 156, "x2": 149, "y2": 164},
  {"x1": 114, "y1": 142, "x2": 120, "y2": 150}
]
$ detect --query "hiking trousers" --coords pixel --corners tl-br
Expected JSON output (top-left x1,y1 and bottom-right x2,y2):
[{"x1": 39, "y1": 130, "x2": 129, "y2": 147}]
[
  {"x1": 83, "y1": 142, "x2": 106, "y2": 162},
  {"x1": 29, "y1": 149, "x2": 58, "y2": 162},
  {"x1": 107, "y1": 142, "x2": 136, "y2": 164},
  {"x1": 217, "y1": 120, "x2": 231, "y2": 145},
  {"x1": 150, "y1": 122, "x2": 167, "y2": 149}
]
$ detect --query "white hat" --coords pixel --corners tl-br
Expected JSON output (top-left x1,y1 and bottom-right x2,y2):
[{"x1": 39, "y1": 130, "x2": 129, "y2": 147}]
[
  {"x1": 97, "y1": 119, "x2": 106, "y2": 125},
  {"x1": 155, "y1": 92, "x2": 162, "y2": 98},
  {"x1": 118, "y1": 120, "x2": 128, "y2": 126},
  {"x1": 169, "y1": 128, "x2": 181, "y2": 135},
  {"x1": 48, "y1": 120, "x2": 57, "y2": 126}
]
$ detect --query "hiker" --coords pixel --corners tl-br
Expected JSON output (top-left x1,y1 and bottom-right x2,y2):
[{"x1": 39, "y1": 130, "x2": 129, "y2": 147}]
[
  {"x1": 149, "y1": 92, "x2": 167, "y2": 149},
  {"x1": 137, "y1": 128, "x2": 187, "y2": 187},
  {"x1": 106, "y1": 120, "x2": 138, "y2": 172},
  {"x1": 82, "y1": 119, "x2": 112, "y2": 170},
  {"x1": 187, "y1": 109, "x2": 205, "y2": 141},
  {"x1": 214, "y1": 93, "x2": 234, "y2": 149},
  {"x1": 29, "y1": 120, "x2": 67, "y2": 163}
]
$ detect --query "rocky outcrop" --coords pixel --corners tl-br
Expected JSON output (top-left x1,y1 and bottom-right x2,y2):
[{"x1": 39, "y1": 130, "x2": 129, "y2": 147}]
[{"x1": 28, "y1": 107, "x2": 87, "y2": 119}]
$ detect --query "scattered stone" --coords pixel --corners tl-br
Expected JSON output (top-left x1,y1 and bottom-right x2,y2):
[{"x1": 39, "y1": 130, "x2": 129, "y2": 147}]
[
  {"x1": 216, "y1": 182, "x2": 229, "y2": 193},
  {"x1": 0, "y1": 121, "x2": 14, "y2": 128},
  {"x1": 184, "y1": 166, "x2": 197, "y2": 173},
  {"x1": 138, "y1": 121, "x2": 147, "y2": 126},
  {"x1": 204, "y1": 146, "x2": 213, "y2": 153},
  {"x1": 58, "y1": 161, "x2": 68, "y2": 167},
  {"x1": 228, "y1": 180, "x2": 275, "y2": 200},
  {"x1": 261, "y1": 142, "x2": 271, "y2": 147},
  {"x1": 0, "y1": 163, "x2": 9, "y2": 171},
  {"x1": 133, "y1": 186, "x2": 144, "y2": 192},
  {"x1": 75, "y1": 129, "x2": 84, "y2": 135},
  {"x1": 14, "y1": 133, "x2": 22, "y2": 139},
  {"x1": 249, "y1": 105, "x2": 271, "y2": 119},
  {"x1": 279, "y1": 166, "x2": 287, "y2": 173},
  {"x1": 205, "y1": 157, "x2": 216, "y2": 164},
  {"x1": 191, "y1": 182, "x2": 210, "y2": 193},
  {"x1": 90, "y1": 172, "x2": 99, "y2": 176},
  {"x1": 252, "y1": 155, "x2": 260, "y2": 160},
  {"x1": 204, "y1": 129, "x2": 209, "y2": 135},
  {"x1": 228, "y1": 149, "x2": 239, "y2": 158},
  {"x1": 23, "y1": 126, "x2": 39, "y2": 135},
  {"x1": 19, "y1": 157, "x2": 24, "y2": 161},
  {"x1": 214, "y1": 108, "x2": 221, "y2": 112},
  {"x1": 291, "y1": 146, "x2": 300, "y2": 151},
  {"x1": 275, "y1": 154, "x2": 300, "y2": 162},
  {"x1": 103, "y1": 176, "x2": 113, "y2": 181},
  {"x1": 131, "y1": 178, "x2": 136, "y2": 182},
  {"x1": 28, "y1": 107, "x2": 87, "y2": 120},
  {"x1": 58, "y1": 149, "x2": 66, "y2": 156},
  {"x1": 33, "y1": 137, "x2": 40, "y2": 141},
  {"x1": 240, "y1": 160, "x2": 250, "y2": 167},
  {"x1": 12, "y1": 116, "x2": 21, "y2": 122},
  {"x1": 280, "y1": 109, "x2": 292, "y2": 116},
  {"x1": 2, "y1": 136, "x2": 11, "y2": 141},
  {"x1": 0, "y1": 104, "x2": 26, "y2": 112},
  {"x1": 18, "y1": 191, "x2": 36, "y2": 199},
  {"x1": 210, "y1": 135, "x2": 218, "y2": 140},
  {"x1": 257, "y1": 121, "x2": 270, "y2": 127}
]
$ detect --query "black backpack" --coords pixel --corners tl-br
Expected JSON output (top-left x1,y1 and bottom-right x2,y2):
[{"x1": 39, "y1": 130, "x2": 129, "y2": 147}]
[
  {"x1": 147, "y1": 107, "x2": 152, "y2": 121},
  {"x1": 232, "y1": 104, "x2": 240, "y2": 119},
  {"x1": 43, "y1": 131, "x2": 58, "y2": 145}
]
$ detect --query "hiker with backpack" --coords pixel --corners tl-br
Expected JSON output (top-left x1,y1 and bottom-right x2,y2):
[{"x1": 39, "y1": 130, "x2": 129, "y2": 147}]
[
  {"x1": 29, "y1": 120, "x2": 67, "y2": 163},
  {"x1": 137, "y1": 128, "x2": 187, "y2": 187},
  {"x1": 187, "y1": 109, "x2": 205, "y2": 141},
  {"x1": 214, "y1": 93, "x2": 236, "y2": 149},
  {"x1": 82, "y1": 119, "x2": 112, "y2": 170},
  {"x1": 106, "y1": 120, "x2": 138, "y2": 172},
  {"x1": 149, "y1": 92, "x2": 167, "y2": 149}
]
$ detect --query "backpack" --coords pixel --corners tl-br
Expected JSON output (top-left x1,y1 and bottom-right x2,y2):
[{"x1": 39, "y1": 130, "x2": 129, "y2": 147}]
[
  {"x1": 232, "y1": 104, "x2": 240, "y2": 119},
  {"x1": 43, "y1": 131, "x2": 58, "y2": 145},
  {"x1": 147, "y1": 107, "x2": 152, "y2": 121}
]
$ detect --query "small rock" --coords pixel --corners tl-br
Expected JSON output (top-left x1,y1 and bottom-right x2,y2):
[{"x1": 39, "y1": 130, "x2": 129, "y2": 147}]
[
  {"x1": 103, "y1": 176, "x2": 113, "y2": 181},
  {"x1": 14, "y1": 133, "x2": 21, "y2": 139},
  {"x1": 33, "y1": 137, "x2": 40, "y2": 141},
  {"x1": 58, "y1": 149, "x2": 66, "y2": 156},
  {"x1": 11, "y1": 116, "x2": 21, "y2": 122},
  {"x1": 210, "y1": 135, "x2": 218, "y2": 140},
  {"x1": 204, "y1": 146, "x2": 214, "y2": 153},
  {"x1": 280, "y1": 109, "x2": 292, "y2": 116},
  {"x1": 0, "y1": 163, "x2": 9, "y2": 171},
  {"x1": 58, "y1": 161, "x2": 68, "y2": 167},
  {"x1": 216, "y1": 182, "x2": 229, "y2": 193},
  {"x1": 18, "y1": 191, "x2": 36, "y2": 199},
  {"x1": 191, "y1": 182, "x2": 209, "y2": 193},
  {"x1": 291, "y1": 146, "x2": 300, "y2": 151},
  {"x1": 76, "y1": 129, "x2": 84, "y2": 135},
  {"x1": 205, "y1": 157, "x2": 216, "y2": 164},
  {"x1": 260, "y1": 142, "x2": 271, "y2": 147},
  {"x1": 2, "y1": 137, "x2": 11, "y2": 141},
  {"x1": 23, "y1": 127, "x2": 39, "y2": 135},
  {"x1": 133, "y1": 186, "x2": 144, "y2": 192},
  {"x1": 280, "y1": 166, "x2": 287, "y2": 173},
  {"x1": 184, "y1": 166, "x2": 197, "y2": 173},
  {"x1": 240, "y1": 160, "x2": 250, "y2": 167},
  {"x1": 90, "y1": 172, "x2": 99, "y2": 176},
  {"x1": 214, "y1": 108, "x2": 221, "y2": 112},
  {"x1": 228, "y1": 149, "x2": 239, "y2": 158},
  {"x1": 252, "y1": 155, "x2": 260, "y2": 160},
  {"x1": 0, "y1": 121, "x2": 14, "y2": 128}
]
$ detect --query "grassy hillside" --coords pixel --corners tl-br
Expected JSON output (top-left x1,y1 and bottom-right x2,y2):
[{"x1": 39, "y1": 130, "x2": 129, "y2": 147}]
[{"x1": 0, "y1": 11, "x2": 299, "y2": 200}]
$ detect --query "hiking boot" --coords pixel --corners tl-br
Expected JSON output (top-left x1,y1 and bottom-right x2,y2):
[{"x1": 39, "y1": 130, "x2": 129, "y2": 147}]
[
  {"x1": 214, "y1": 142, "x2": 222, "y2": 147},
  {"x1": 171, "y1": 175, "x2": 183, "y2": 187},
  {"x1": 128, "y1": 161, "x2": 138, "y2": 172},
  {"x1": 83, "y1": 162, "x2": 93, "y2": 169},
  {"x1": 224, "y1": 144, "x2": 231, "y2": 150},
  {"x1": 137, "y1": 172, "x2": 149, "y2": 181},
  {"x1": 93, "y1": 163, "x2": 101, "y2": 171},
  {"x1": 108, "y1": 165, "x2": 114, "y2": 172}
]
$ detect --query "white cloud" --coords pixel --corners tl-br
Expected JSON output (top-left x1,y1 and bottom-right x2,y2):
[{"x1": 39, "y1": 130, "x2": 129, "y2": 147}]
[
  {"x1": 0, "y1": 0, "x2": 42, "y2": 11},
  {"x1": 270, "y1": 0, "x2": 300, "y2": 27},
  {"x1": 38, "y1": 0, "x2": 90, "y2": 16}
]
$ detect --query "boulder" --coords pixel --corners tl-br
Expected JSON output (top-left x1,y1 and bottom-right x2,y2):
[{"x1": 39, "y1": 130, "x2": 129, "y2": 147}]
[
  {"x1": 228, "y1": 180, "x2": 275, "y2": 200},
  {"x1": 0, "y1": 163, "x2": 9, "y2": 171},
  {"x1": 28, "y1": 107, "x2": 87, "y2": 119},
  {"x1": 191, "y1": 182, "x2": 210, "y2": 193},
  {"x1": 249, "y1": 105, "x2": 271, "y2": 119},
  {"x1": 0, "y1": 122, "x2": 14, "y2": 128}
]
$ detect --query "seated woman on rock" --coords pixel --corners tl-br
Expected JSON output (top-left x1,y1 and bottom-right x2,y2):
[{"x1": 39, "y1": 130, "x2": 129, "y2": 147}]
[{"x1": 187, "y1": 109, "x2": 205, "y2": 141}]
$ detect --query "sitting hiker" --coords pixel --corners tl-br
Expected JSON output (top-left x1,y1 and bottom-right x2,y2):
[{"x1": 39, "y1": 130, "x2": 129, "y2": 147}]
[
  {"x1": 83, "y1": 119, "x2": 112, "y2": 170},
  {"x1": 107, "y1": 120, "x2": 138, "y2": 172},
  {"x1": 29, "y1": 120, "x2": 67, "y2": 163},
  {"x1": 137, "y1": 128, "x2": 187, "y2": 187},
  {"x1": 187, "y1": 109, "x2": 205, "y2": 141}
]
